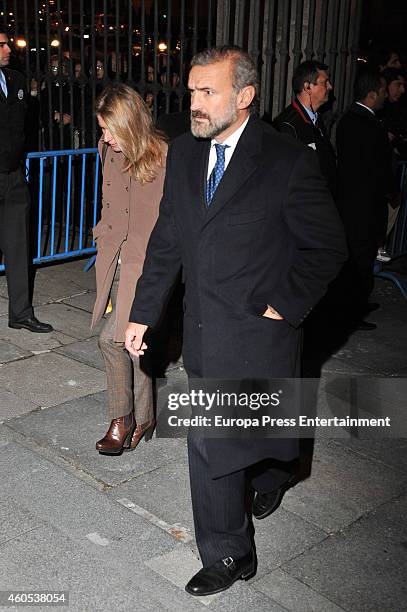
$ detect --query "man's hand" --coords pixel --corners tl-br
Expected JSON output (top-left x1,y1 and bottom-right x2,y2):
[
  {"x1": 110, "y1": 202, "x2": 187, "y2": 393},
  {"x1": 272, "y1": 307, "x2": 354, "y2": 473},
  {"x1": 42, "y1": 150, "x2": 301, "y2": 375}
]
[
  {"x1": 125, "y1": 322, "x2": 148, "y2": 356},
  {"x1": 262, "y1": 305, "x2": 284, "y2": 320}
]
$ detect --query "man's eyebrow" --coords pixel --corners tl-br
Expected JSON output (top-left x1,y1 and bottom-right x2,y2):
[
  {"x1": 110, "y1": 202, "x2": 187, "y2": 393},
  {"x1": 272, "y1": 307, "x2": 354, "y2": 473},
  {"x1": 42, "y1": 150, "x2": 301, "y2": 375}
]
[{"x1": 188, "y1": 86, "x2": 214, "y2": 92}]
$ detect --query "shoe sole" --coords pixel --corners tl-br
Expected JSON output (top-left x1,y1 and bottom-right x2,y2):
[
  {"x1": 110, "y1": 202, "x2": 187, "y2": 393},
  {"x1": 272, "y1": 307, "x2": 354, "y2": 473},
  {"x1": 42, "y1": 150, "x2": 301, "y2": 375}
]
[
  {"x1": 253, "y1": 488, "x2": 285, "y2": 520},
  {"x1": 8, "y1": 323, "x2": 53, "y2": 333},
  {"x1": 185, "y1": 562, "x2": 256, "y2": 596}
]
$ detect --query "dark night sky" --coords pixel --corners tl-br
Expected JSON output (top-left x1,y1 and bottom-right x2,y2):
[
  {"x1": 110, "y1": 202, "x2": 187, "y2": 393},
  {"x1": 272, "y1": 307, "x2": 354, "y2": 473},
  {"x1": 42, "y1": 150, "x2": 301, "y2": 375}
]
[{"x1": 360, "y1": 0, "x2": 407, "y2": 54}]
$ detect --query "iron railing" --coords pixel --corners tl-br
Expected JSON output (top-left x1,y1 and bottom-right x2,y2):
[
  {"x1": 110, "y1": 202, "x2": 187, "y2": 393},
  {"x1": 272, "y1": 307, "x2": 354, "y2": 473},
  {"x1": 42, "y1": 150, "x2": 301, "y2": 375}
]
[{"x1": 2, "y1": 0, "x2": 363, "y2": 150}]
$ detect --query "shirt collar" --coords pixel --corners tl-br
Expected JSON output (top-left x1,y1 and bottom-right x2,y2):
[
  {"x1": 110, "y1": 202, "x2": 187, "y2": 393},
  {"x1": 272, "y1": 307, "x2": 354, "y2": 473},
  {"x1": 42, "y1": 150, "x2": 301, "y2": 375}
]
[
  {"x1": 355, "y1": 101, "x2": 375, "y2": 116},
  {"x1": 301, "y1": 103, "x2": 318, "y2": 124},
  {"x1": 210, "y1": 114, "x2": 250, "y2": 150}
]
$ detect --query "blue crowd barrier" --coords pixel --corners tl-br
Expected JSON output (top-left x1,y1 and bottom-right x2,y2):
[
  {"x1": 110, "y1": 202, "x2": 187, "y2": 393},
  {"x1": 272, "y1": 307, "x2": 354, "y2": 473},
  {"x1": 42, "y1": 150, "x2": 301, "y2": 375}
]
[{"x1": 0, "y1": 148, "x2": 100, "y2": 273}]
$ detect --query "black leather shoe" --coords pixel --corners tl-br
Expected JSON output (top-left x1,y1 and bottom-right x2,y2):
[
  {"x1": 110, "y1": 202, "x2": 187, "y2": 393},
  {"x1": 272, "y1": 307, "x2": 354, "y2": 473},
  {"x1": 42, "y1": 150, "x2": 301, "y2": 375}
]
[
  {"x1": 253, "y1": 477, "x2": 294, "y2": 520},
  {"x1": 185, "y1": 549, "x2": 256, "y2": 596},
  {"x1": 9, "y1": 316, "x2": 54, "y2": 333},
  {"x1": 355, "y1": 320, "x2": 377, "y2": 331}
]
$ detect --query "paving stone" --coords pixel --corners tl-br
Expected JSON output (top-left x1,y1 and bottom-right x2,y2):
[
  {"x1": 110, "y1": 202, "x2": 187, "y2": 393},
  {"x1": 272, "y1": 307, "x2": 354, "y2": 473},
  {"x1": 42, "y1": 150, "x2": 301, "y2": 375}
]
[
  {"x1": 281, "y1": 439, "x2": 407, "y2": 533},
  {"x1": 314, "y1": 375, "x2": 407, "y2": 441},
  {"x1": 0, "y1": 525, "x2": 190, "y2": 611},
  {"x1": 332, "y1": 438, "x2": 407, "y2": 474},
  {"x1": 252, "y1": 568, "x2": 345, "y2": 612},
  {"x1": 0, "y1": 353, "x2": 106, "y2": 408},
  {"x1": 7, "y1": 393, "x2": 186, "y2": 486},
  {"x1": 0, "y1": 389, "x2": 40, "y2": 422},
  {"x1": 332, "y1": 333, "x2": 407, "y2": 376},
  {"x1": 0, "y1": 295, "x2": 8, "y2": 316},
  {"x1": 0, "y1": 499, "x2": 42, "y2": 545},
  {"x1": 282, "y1": 494, "x2": 407, "y2": 612},
  {"x1": 0, "y1": 316, "x2": 75, "y2": 351},
  {"x1": 253, "y1": 507, "x2": 328, "y2": 577},
  {"x1": 107, "y1": 458, "x2": 193, "y2": 532},
  {"x1": 0, "y1": 444, "x2": 177, "y2": 564},
  {"x1": 62, "y1": 290, "x2": 96, "y2": 313},
  {"x1": 0, "y1": 339, "x2": 32, "y2": 364},
  {"x1": 32, "y1": 302, "x2": 100, "y2": 340},
  {"x1": 55, "y1": 336, "x2": 105, "y2": 371},
  {"x1": 321, "y1": 356, "x2": 374, "y2": 376}
]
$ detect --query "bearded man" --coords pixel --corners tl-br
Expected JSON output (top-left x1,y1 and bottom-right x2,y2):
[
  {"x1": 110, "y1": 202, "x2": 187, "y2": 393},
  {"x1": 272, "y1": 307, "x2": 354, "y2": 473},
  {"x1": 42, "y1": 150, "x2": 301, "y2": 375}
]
[{"x1": 125, "y1": 46, "x2": 347, "y2": 596}]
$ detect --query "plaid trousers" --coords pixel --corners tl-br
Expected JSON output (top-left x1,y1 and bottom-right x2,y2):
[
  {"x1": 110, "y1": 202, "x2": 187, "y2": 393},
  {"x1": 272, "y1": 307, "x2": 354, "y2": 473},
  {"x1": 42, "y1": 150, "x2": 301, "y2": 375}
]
[{"x1": 98, "y1": 265, "x2": 153, "y2": 422}]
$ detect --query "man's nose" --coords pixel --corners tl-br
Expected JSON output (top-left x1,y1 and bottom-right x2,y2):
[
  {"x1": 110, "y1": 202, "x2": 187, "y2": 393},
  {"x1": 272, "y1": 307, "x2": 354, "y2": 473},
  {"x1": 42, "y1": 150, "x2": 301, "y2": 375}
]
[{"x1": 190, "y1": 92, "x2": 201, "y2": 110}]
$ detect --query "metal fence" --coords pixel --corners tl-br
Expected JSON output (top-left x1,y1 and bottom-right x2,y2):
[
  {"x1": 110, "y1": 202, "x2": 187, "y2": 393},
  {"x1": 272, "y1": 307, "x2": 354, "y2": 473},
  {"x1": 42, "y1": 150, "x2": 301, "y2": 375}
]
[
  {"x1": 2, "y1": 0, "x2": 363, "y2": 151},
  {"x1": 0, "y1": 148, "x2": 100, "y2": 273}
]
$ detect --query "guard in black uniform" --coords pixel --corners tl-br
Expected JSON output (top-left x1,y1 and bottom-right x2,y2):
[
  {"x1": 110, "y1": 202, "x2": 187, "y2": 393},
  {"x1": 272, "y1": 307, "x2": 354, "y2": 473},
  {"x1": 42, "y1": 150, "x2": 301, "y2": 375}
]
[
  {"x1": 0, "y1": 28, "x2": 53, "y2": 333},
  {"x1": 271, "y1": 60, "x2": 337, "y2": 199}
]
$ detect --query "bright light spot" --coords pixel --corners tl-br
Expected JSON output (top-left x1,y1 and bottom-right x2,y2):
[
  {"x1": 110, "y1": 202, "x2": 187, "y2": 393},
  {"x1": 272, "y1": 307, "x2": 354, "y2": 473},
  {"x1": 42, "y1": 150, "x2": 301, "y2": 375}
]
[
  {"x1": 16, "y1": 38, "x2": 27, "y2": 48},
  {"x1": 50, "y1": 39, "x2": 60, "y2": 47},
  {"x1": 158, "y1": 42, "x2": 167, "y2": 52}
]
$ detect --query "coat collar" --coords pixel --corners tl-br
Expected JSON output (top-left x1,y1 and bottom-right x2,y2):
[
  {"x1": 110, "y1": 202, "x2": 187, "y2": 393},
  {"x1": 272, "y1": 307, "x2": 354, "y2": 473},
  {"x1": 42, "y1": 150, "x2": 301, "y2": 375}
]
[
  {"x1": 349, "y1": 101, "x2": 379, "y2": 122},
  {"x1": 186, "y1": 114, "x2": 263, "y2": 224}
]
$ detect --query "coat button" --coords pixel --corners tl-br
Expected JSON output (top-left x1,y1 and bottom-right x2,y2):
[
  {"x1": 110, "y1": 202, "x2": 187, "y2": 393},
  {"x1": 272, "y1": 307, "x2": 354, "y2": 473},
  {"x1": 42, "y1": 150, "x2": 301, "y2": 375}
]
[
  {"x1": 198, "y1": 322, "x2": 202, "y2": 329},
  {"x1": 108, "y1": 224, "x2": 112, "y2": 230},
  {"x1": 125, "y1": 186, "x2": 129, "y2": 192},
  {"x1": 125, "y1": 208, "x2": 129, "y2": 213},
  {"x1": 106, "y1": 202, "x2": 110, "y2": 208}
]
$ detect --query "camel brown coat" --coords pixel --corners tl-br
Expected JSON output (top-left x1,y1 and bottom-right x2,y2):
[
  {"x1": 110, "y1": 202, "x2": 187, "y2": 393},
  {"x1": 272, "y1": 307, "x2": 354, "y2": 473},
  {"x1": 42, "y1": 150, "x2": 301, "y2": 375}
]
[{"x1": 91, "y1": 140, "x2": 167, "y2": 341}]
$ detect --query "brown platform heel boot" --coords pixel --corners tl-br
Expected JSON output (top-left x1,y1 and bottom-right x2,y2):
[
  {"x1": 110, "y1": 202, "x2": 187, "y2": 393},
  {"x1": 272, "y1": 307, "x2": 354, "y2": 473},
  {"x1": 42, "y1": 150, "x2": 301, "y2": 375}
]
[
  {"x1": 96, "y1": 412, "x2": 136, "y2": 455},
  {"x1": 126, "y1": 418, "x2": 155, "y2": 451}
]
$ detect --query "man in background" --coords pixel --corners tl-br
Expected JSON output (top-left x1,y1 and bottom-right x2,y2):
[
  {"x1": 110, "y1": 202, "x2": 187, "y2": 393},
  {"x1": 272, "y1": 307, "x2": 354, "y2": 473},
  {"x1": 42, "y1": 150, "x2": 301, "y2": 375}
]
[
  {"x1": 336, "y1": 68, "x2": 397, "y2": 331},
  {"x1": 0, "y1": 27, "x2": 53, "y2": 333},
  {"x1": 272, "y1": 60, "x2": 337, "y2": 198}
]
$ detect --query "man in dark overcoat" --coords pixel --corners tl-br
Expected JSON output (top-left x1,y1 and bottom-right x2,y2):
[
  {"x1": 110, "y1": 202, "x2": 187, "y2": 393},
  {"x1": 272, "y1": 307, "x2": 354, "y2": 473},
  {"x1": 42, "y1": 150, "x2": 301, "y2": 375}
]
[
  {"x1": 272, "y1": 60, "x2": 337, "y2": 199},
  {"x1": 336, "y1": 67, "x2": 397, "y2": 329},
  {"x1": 125, "y1": 46, "x2": 347, "y2": 596},
  {"x1": 0, "y1": 28, "x2": 52, "y2": 333}
]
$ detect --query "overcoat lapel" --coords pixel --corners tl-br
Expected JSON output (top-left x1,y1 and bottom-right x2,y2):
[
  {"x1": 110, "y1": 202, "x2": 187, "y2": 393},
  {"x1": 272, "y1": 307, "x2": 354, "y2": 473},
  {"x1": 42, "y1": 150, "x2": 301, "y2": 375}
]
[
  {"x1": 204, "y1": 116, "x2": 262, "y2": 225},
  {"x1": 185, "y1": 139, "x2": 210, "y2": 217}
]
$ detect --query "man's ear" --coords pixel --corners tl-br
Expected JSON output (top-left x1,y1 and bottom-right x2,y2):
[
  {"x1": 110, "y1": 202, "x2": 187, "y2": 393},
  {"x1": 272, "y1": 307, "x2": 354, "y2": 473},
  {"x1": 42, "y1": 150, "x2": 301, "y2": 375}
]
[
  {"x1": 304, "y1": 81, "x2": 312, "y2": 92},
  {"x1": 237, "y1": 85, "x2": 256, "y2": 110}
]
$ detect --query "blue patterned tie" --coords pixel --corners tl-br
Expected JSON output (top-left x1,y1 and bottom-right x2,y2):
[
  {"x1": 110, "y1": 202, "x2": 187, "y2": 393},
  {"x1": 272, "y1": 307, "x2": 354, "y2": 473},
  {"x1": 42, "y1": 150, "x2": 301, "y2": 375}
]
[{"x1": 206, "y1": 143, "x2": 229, "y2": 206}]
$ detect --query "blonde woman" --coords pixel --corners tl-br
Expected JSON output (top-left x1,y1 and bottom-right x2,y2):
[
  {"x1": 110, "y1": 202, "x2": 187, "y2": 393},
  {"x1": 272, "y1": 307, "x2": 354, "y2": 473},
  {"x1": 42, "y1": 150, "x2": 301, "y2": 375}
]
[{"x1": 91, "y1": 83, "x2": 167, "y2": 454}]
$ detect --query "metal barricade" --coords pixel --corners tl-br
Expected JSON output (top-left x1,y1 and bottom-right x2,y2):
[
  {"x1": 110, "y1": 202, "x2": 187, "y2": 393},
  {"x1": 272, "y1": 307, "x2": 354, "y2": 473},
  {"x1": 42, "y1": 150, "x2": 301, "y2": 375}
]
[
  {"x1": 0, "y1": 148, "x2": 100, "y2": 273},
  {"x1": 374, "y1": 160, "x2": 407, "y2": 299}
]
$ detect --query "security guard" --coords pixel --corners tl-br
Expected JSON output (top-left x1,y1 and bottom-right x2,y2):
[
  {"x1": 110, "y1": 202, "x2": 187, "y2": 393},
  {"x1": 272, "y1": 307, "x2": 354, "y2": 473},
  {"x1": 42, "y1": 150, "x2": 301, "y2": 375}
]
[{"x1": 0, "y1": 27, "x2": 53, "y2": 332}]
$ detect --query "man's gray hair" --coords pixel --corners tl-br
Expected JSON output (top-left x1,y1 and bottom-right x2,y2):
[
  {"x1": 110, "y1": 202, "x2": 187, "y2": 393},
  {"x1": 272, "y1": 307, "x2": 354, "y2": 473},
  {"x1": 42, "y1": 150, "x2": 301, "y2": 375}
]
[{"x1": 191, "y1": 46, "x2": 259, "y2": 112}]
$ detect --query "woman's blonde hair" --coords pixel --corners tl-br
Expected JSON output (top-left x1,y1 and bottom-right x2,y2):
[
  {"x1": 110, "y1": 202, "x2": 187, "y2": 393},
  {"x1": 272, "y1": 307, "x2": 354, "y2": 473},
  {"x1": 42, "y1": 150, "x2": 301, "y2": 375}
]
[{"x1": 96, "y1": 83, "x2": 165, "y2": 183}]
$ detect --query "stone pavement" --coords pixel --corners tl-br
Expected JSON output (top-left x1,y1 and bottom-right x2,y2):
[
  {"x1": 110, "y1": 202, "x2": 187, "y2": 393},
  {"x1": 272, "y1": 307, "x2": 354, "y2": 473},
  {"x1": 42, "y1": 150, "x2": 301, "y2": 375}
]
[{"x1": 0, "y1": 259, "x2": 406, "y2": 612}]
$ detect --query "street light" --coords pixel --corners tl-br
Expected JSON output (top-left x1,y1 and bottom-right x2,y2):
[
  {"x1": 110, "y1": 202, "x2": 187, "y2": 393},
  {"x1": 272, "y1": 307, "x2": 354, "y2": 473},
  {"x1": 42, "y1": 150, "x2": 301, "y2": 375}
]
[
  {"x1": 16, "y1": 38, "x2": 27, "y2": 48},
  {"x1": 50, "y1": 39, "x2": 60, "y2": 47},
  {"x1": 158, "y1": 42, "x2": 167, "y2": 52}
]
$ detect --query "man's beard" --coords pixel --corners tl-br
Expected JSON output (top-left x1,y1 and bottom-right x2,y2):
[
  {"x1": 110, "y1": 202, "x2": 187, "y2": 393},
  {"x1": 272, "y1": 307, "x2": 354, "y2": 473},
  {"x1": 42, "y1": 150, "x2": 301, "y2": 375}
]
[{"x1": 190, "y1": 97, "x2": 238, "y2": 139}]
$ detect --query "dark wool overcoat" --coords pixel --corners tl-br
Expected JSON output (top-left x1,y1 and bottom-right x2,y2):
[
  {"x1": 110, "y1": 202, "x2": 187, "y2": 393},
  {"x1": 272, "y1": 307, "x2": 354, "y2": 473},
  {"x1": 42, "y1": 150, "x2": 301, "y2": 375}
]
[{"x1": 130, "y1": 115, "x2": 347, "y2": 478}]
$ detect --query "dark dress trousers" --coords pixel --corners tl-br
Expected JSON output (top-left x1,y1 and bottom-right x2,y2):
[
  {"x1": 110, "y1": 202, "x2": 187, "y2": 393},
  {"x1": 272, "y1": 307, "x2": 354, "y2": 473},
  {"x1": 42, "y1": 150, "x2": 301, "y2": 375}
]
[
  {"x1": 272, "y1": 98, "x2": 337, "y2": 199},
  {"x1": 0, "y1": 68, "x2": 33, "y2": 322},
  {"x1": 130, "y1": 115, "x2": 347, "y2": 564},
  {"x1": 336, "y1": 103, "x2": 396, "y2": 313}
]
